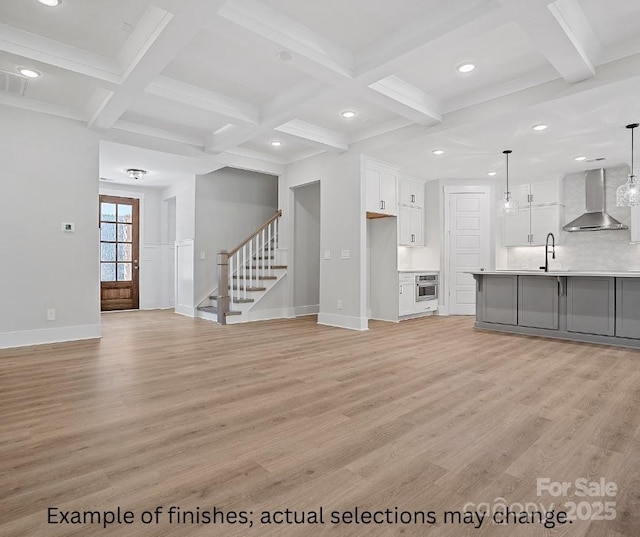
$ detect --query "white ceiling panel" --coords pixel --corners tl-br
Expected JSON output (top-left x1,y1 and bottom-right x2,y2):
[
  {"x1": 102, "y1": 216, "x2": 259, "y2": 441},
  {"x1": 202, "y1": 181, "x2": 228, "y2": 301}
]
[
  {"x1": 260, "y1": 0, "x2": 456, "y2": 53},
  {"x1": 0, "y1": 51, "x2": 96, "y2": 110},
  {"x1": 397, "y1": 22, "x2": 551, "y2": 106},
  {"x1": 0, "y1": 0, "x2": 166, "y2": 59},
  {"x1": 580, "y1": 0, "x2": 640, "y2": 52},
  {"x1": 162, "y1": 29, "x2": 309, "y2": 107}
]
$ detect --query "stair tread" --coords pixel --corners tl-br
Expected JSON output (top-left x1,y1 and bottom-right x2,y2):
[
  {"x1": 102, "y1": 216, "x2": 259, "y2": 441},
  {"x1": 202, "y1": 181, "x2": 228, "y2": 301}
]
[
  {"x1": 233, "y1": 275, "x2": 277, "y2": 280},
  {"x1": 197, "y1": 306, "x2": 241, "y2": 316},
  {"x1": 209, "y1": 296, "x2": 255, "y2": 304}
]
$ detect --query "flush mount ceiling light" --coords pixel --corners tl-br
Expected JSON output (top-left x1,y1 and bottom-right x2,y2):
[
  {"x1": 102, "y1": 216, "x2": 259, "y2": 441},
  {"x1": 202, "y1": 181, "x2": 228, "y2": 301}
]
[
  {"x1": 341, "y1": 110, "x2": 357, "y2": 119},
  {"x1": 432, "y1": 149, "x2": 445, "y2": 155},
  {"x1": 532, "y1": 124, "x2": 548, "y2": 131},
  {"x1": 574, "y1": 156, "x2": 587, "y2": 161},
  {"x1": 487, "y1": 171, "x2": 497, "y2": 176},
  {"x1": 617, "y1": 122, "x2": 640, "y2": 207},
  {"x1": 126, "y1": 168, "x2": 147, "y2": 180},
  {"x1": 18, "y1": 68, "x2": 41, "y2": 78},
  {"x1": 277, "y1": 51, "x2": 293, "y2": 62},
  {"x1": 38, "y1": 0, "x2": 61, "y2": 6},
  {"x1": 497, "y1": 150, "x2": 519, "y2": 217},
  {"x1": 270, "y1": 140, "x2": 283, "y2": 148},
  {"x1": 457, "y1": 63, "x2": 476, "y2": 73}
]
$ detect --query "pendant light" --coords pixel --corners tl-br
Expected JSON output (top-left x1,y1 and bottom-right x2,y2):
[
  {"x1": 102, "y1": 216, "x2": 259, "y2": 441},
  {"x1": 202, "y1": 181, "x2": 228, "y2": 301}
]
[
  {"x1": 617, "y1": 123, "x2": 640, "y2": 207},
  {"x1": 497, "y1": 150, "x2": 519, "y2": 216}
]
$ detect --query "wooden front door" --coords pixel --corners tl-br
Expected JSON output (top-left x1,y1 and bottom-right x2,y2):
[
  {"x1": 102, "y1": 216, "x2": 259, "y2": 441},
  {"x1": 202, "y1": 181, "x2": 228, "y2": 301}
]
[{"x1": 99, "y1": 195, "x2": 140, "y2": 311}]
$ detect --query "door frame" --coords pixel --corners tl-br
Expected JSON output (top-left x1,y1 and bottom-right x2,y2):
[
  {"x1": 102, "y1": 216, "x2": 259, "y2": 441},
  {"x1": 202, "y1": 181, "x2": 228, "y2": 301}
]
[
  {"x1": 99, "y1": 188, "x2": 146, "y2": 310},
  {"x1": 442, "y1": 185, "x2": 492, "y2": 316}
]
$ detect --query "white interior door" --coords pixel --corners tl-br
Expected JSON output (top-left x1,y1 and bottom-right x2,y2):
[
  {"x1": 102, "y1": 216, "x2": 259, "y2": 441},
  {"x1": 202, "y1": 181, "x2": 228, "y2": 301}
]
[{"x1": 447, "y1": 190, "x2": 490, "y2": 315}]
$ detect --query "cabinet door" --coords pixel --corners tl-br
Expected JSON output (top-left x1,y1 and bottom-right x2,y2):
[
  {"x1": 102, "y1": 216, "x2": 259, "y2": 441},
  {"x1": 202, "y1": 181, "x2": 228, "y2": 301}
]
[
  {"x1": 510, "y1": 184, "x2": 530, "y2": 206},
  {"x1": 632, "y1": 205, "x2": 640, "y2": 243},
  {"x1": 566, "y1": 277, "x2": 615, "y2": 336},
  {"x1": 530, "y1": 205, "x2": 561, "y2": 246},
  {"x1": 503, "y1": 207, "x2": 530, "y2": 247},
  {"x1": 365, "y1": 167, "x2": 381, "y2": 213},
  {"x1": 518, "y1": 275, "x2": 559, "y2": 329},
  {"x1": 479, "y1": 275, "x2": 517, "y2": 324},
  {"x1": 410, "y1": 207, "x2": 424, "y2": 245},
  {"x1": 398, "y1": 206, "x2": 412, "y2": 245},
  {"x1": 379, "y1": 171, "x2": 397, "y2": 215},
  {"x1": 616, "y1": 278, "x2": 640, "y2": 339},
  {"x1": 399, "y1": 283, "x2": 415, "y2": 316},
  {"x1": 400, "y1": 179, "x2": 424, "y2": 208},
  {"x1": 530, "y1": 180, "x2": 560, "y2": 205}
]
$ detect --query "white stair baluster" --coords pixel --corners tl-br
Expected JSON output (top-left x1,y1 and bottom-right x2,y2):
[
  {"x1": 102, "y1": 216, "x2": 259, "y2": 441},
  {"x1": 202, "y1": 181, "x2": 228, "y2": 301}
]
[
  {"x1": 268, "y1": 223, "x2": 272, "y2": 276},
  {"x1": 249, "y1": 239, "x2": 253, "y2": 293},
  {"x1": 242, "y1": 245, "x2": 247, "y2": 300},
  {"x1": 229, "y1": 255, "x2": 234, "y2": 306}
]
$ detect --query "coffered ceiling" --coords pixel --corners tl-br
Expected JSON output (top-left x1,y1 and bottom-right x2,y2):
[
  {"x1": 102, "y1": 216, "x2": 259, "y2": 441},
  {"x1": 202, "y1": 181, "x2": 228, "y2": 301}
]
[{"x1": 2, "y1": 0, "x2": 640, "y2": 183}]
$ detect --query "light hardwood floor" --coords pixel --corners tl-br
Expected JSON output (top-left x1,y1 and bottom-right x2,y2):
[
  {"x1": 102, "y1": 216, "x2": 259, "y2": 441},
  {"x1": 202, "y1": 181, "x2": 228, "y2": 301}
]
[{"x1": 1, "y1": 311, "x2": 639, "y2": 536}]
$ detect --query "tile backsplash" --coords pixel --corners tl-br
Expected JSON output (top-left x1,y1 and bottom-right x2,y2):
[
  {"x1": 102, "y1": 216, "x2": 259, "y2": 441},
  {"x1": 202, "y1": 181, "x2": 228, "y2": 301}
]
[{"x1": 507, "y1": 165, "x2": 640, "y2": 271}]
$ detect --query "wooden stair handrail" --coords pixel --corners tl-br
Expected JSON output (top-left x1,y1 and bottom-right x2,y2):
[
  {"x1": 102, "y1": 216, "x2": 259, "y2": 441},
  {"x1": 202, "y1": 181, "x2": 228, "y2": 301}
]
[{"x1": 228, "y1": 210, "x2": 282, "y2": 257}]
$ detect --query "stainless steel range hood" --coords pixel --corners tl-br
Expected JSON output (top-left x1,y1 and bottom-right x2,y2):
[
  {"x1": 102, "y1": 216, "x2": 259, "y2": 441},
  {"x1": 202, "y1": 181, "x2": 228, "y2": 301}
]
[{"x1": 563, "y1": 168, "x2": 627, "y2": 232}]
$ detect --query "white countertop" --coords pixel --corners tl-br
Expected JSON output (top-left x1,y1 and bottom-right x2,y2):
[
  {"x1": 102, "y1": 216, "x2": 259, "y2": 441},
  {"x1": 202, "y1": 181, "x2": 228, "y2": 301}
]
[{"x1": 469, "y1": 270, "x2": 640, "y2": 278}]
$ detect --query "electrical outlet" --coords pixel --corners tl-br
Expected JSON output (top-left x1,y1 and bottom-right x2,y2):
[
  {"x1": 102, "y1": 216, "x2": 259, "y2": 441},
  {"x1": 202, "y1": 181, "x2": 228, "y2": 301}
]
[
  {"x1": 337, "y1": 299, "x2": 343, "y2": 310},
  {"x1": 520, "y1": 263, "x2": 528, "y2": 269},
  {"x1": 46, "y1": 308, "x2": 56, "y2": 321}
]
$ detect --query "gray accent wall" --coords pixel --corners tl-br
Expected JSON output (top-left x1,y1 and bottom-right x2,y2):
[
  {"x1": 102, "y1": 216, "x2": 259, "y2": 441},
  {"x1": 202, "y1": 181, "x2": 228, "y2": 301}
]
[
  {"x1": 194, "y1": 167, "x2": 278, "y2": 305},
  {"x1": 507, "y1": 165, "x2": 640, "y2": 271}
]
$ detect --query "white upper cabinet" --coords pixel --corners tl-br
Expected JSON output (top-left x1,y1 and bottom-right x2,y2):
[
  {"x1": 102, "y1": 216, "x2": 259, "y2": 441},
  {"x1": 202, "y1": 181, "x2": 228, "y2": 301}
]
[
  {"x1": 399, "y1": 206, "x2": 424, "y2": 246},
  {"x1": 502, "y1": 179, "x2": 564, "y2": 247},
  {"x1": 399, "y1": 177, "x2": 424, "y2": 208},
  {"x1": 365, "y1": 163, "x2": 397, "y2": 216}
]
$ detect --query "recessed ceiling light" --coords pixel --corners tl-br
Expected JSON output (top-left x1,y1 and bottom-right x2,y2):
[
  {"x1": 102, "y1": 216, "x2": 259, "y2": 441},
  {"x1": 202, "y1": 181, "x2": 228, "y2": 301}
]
[
  {"x1": 271, "y1": 140, "x2": 283, "y2": 148},
  {"x1": 574, "y1": 156, "x2": 587, "y2": 161},
  {"x1": 277, "y1": 51, "x2": 293, "y2": 62},
  {"x1": 38, "y1": 0, "x2": 61, "y2": 6},
  {"x1": 457, "y1": 63, "x2": 476, "y2": 73},
  {"x1": 487, "y1": 171, "x2": 497, "y2": 176},
  {"x1": 532, "y1": 124, "x2": 548, "y2": 131},
  {"x1": 18, "y1": 68, "x2": 41, "y2": 78},
  {"x1": 432, "y1": 149, "x2": 445, "y2": 155},
  {"x1": 341, "y1": 110, "x2": 357, "y2": 119}
]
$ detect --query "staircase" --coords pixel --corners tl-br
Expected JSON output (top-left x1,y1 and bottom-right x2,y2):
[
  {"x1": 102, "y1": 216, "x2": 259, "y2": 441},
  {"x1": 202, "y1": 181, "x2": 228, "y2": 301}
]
[{"x1": 197, "y1": 210, "x2": 286, "y2": 324}]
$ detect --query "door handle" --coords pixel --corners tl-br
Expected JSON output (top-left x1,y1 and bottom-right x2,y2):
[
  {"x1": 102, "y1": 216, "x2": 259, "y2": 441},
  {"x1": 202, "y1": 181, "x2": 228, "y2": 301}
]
[{"x1": 133, "y1": 259, "x2": 139, "y2": 270}]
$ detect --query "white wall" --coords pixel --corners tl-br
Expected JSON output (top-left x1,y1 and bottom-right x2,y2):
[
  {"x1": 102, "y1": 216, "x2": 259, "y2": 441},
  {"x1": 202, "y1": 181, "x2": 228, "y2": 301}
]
[
  {"x1": 194, "y1": 167, "x2": 278, "y2": 305},
  {"x1": 293, "y1": 182, "x2": 321, "y2": 315},
  {"x1": 284, "y1": 151, "x2": 365, "y2": 330},
  {"x1": 0, "y1": 107, "x2": 101, "y2": 348},
  {"x1": 507, "y1": 165, "x2": 640, "y2": 270}
]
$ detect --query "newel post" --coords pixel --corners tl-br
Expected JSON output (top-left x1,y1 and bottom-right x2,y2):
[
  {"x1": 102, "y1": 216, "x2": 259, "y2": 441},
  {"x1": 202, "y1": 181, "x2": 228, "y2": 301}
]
[{"x1": 218, "y1": 250, "x2": 230, "y2": 325}]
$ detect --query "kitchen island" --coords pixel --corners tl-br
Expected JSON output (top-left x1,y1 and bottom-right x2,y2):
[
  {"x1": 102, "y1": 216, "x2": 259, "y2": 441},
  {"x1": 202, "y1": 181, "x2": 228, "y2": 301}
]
[{"x1": 471, "y1": 271, "x2": 640, "y2": 349}]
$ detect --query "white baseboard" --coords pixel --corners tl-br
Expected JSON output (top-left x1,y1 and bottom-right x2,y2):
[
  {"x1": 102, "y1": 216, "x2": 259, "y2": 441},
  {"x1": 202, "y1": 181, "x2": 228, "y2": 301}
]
[
  {"x1": 174, "y1": 305, "x2": 195, "y2": 317},
  {"x1": 0, "y1": 323, "x2": 102, "y2": 349},
  {"x1": 317, "y1": 313, "x2": 368, "y2": 331},
  {"x1": 295, "y1": 304, "x2": 319, "y2": 317},
  {"x1": 227, "y1": 308, "x2": 290, "y2": 324}
]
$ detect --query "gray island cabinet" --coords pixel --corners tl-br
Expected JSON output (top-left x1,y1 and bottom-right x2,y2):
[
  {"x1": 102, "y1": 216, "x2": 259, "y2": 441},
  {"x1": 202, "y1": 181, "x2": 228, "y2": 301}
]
[{"x1": 472, "y1": 271, "x2": 640, "y2": 349}]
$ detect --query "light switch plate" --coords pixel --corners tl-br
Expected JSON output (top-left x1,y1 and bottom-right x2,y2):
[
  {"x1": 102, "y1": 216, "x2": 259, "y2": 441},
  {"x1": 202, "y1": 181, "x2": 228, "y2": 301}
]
[
  {"x1": 341, "y1": 249, "x2": 350, "y2": 260},
  {"x1": 323, "y1": 250, "x2": 331, "y2": 260},
  {"x1": 200, "y1": 251, "x2": 206, "y2": 260}
]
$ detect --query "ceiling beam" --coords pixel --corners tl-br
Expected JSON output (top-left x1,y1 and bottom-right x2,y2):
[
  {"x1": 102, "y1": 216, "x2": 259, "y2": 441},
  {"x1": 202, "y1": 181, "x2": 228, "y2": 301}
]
[
  {"x1": 216, "y1": 0, "x2": 353, "y2": 84},
  {"x1": 498, "y1": 0, "x2": 600, "y2": 83},
  {"x1": 274, "y1": 119, "x2": 348, "y2": 152},
  {"x1": 0, "y1": 23, "x2": 120, "y2": 83},
  {"x1": 87, "y1": 0, "x2": 226, "y2": 130},
  {"x1": 367, "y1": 76, "x2": 441, "y2": 125},
  {"x1": 146, "y1": 77, "x2": 260, "y2": 126}
]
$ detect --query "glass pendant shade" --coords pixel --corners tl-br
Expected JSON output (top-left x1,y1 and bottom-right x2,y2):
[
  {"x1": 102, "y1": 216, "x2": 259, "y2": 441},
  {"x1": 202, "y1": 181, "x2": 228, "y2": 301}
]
[
  {"x1": 496, "y1": 149, "x2": 518, "y2": 217},
  {"x1": 617, "y1": 123, "x2": 639, "y2": 207},
  {"x1": 497, "y1": 193, "x2": 519, "y2": 216}
]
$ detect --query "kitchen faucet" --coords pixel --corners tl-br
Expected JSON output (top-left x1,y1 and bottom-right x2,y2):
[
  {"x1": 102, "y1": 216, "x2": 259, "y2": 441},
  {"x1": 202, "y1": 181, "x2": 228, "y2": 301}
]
[{"x1": 540, "y1": 232, "x2": 556, "y2": 272}]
